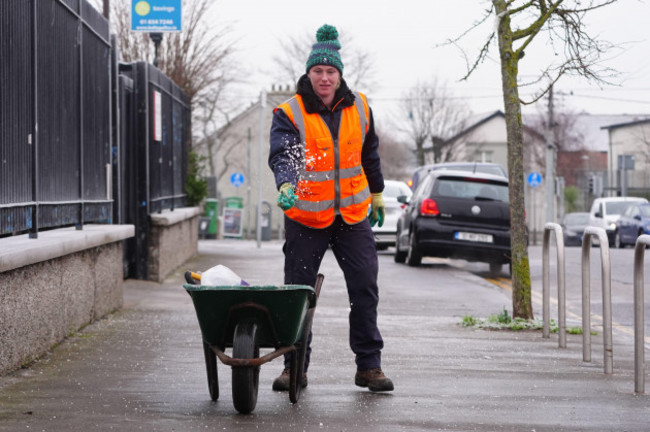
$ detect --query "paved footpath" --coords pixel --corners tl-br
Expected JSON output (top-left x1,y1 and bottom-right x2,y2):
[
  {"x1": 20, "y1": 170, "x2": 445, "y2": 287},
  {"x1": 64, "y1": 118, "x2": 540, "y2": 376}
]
[{"x1": 0, "y1": 239, "x2": 648, "y2": 431}]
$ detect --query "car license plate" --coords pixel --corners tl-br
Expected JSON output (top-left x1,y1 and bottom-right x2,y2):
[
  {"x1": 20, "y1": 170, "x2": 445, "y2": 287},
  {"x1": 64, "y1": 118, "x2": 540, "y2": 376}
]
[{"x1": 455, "y1": 231, "x2": 493, "y2": 243}]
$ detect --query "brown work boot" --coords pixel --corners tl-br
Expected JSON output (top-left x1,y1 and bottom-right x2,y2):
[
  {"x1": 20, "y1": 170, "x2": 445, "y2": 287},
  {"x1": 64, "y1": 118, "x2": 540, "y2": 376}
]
[
  {"x1": 355, "y1": 368, "x2": 394, "y2": 392},
  {"x1": 271, "y1": 368, "x2": 308, "y2": 391}
]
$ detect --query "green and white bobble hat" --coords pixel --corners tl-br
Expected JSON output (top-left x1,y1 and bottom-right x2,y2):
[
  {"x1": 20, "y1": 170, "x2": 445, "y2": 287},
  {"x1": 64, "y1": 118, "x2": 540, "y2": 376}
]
[{"x1": 305, "y1": 24, "x2": 344, "y2": 75}]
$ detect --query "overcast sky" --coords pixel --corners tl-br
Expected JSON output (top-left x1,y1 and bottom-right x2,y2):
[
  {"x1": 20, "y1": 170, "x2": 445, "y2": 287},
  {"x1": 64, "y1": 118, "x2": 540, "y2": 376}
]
[{"x1": 208, "y1": 0, "x2": 650, "y2": 124}]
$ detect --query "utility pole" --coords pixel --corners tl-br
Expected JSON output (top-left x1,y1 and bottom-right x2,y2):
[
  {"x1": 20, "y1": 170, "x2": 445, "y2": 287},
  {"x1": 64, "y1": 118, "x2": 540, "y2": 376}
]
[
  {"x1": 256, "y1": 91, "x2": 266, "y2": 248},
  {"x1": 545, "y1": 85, "x2": 555, "y2": 223},
  {"x1": 246, "y1": 128, "x2": 252, "y2": 239}
]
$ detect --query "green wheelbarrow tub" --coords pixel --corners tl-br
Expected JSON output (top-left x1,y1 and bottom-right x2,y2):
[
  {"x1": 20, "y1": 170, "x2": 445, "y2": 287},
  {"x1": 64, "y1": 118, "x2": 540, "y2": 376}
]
[{"x1": 183, "y1": 284, "x2": 316, "y2": 350}]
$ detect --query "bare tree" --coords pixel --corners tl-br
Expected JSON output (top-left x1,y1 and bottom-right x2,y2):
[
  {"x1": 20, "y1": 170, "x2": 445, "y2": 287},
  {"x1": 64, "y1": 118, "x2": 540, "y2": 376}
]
[
  {"x1": 454, "y1": 0, "x2": 618, "y2": 319},
  {"x1": 376, "y1": 127, "x2": 413, "y2": 181},
  {"x1": 110, "y1": 0, "x2": 238, "y2": 107},
  {"x1": 527, "y1": 104, "x2": 585, "y2": 169},
  {"x1": 106, "y1": 0, "x2": 242, "y2": 181},
  {"x1": 271, "y1": 29, "x2": 377, "y2": 91},
  {"x1": 631, "y1": 123, "x2": 650, "y2": 165},
  {"x1": 400, "y1": 79, "x2": 472, "y2": 166}
]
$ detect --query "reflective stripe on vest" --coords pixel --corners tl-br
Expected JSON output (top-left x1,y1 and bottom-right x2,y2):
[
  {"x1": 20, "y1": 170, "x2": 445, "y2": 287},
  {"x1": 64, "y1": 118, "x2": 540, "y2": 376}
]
[{"x1": 277, "y1": 93, "x2": 371, "y2": 228}]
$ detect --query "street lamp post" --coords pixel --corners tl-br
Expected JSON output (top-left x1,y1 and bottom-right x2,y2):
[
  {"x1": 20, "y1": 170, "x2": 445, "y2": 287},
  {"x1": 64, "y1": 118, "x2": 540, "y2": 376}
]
[{"x1": 149, "y1": 33, "x2": 163, "y2": 68}]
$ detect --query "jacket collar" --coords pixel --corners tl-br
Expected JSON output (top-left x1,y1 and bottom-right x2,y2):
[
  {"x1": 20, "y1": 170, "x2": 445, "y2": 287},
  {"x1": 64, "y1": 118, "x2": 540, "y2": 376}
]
[{"x1": 296, "y1": 74, "x2": 355, "y2": 114}]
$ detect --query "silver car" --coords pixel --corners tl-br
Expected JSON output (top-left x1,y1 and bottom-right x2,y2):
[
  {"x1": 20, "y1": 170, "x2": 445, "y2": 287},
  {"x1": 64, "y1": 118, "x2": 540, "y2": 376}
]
[{"x1": 372, "y1": 180, "x2": 413, "y2": 250}]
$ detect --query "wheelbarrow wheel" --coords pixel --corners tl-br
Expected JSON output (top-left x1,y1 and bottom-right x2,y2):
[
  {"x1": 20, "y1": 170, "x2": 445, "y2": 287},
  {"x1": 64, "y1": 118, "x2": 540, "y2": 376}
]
[
  {"x1": 202, "y1": 342, "x2": 219, "y2": 401},
  {"x1": 231, "y1": 320, "x2": 260, "y2": 414}
]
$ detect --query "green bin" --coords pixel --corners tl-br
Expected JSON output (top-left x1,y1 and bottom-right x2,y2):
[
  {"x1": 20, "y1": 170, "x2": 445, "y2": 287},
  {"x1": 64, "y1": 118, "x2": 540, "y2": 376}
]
[
  {"x1": 225, "y1": 196, "x2": 244, "y2": 209},
  {"x1": 205, "y1": 199, "x2": 219, "y2": 239}
]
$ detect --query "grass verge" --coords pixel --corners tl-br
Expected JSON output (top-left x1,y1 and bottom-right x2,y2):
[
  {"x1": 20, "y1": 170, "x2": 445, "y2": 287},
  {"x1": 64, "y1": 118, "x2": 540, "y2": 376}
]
[{"x1": 461, "y1": 307, "x2": 588, "y2": 334}]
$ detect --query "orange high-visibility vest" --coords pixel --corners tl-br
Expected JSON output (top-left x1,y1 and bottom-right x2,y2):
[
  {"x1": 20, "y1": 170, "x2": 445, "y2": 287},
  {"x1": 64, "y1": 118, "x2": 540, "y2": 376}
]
[{"x1": 275, "y1": 93, "x2": 371, "y2": 229}]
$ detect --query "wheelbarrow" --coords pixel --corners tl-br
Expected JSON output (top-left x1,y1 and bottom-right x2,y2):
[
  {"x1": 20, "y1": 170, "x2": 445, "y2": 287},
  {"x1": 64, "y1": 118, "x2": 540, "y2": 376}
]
[{"x1": 183, "y1": 271, "x2": 323, "y2": 414}]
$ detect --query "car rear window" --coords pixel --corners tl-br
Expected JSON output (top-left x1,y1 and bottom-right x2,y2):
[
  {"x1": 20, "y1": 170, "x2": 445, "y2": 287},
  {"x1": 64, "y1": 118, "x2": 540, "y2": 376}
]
[
  {"x1": 433, "y1": 164, "x2": 507, "y2": 177},
  {"x1": 433, "y1": 178, "x2": 509, "y2": 202},
  {"x1": 384, "y1": 182, "x2": 412, "y2": 199}
]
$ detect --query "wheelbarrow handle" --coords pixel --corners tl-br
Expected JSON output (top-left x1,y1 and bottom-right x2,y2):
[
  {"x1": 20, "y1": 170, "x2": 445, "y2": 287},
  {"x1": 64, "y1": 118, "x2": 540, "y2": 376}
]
[
  {"x1": 314, "y1": 273, "x2": 324, "y2": 298},
  {"x1": 185, "y1": 271, "x2": 201, "y2": 284},
  {"x1": 308, "y1": 273, "x2": 324, "y2": 308}
]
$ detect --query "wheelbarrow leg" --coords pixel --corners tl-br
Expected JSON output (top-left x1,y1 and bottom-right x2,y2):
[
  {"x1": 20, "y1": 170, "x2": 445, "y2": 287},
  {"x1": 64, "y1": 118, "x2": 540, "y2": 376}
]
[
  {"x1": 289, "y1": 273, "x2": 323, "y2": 403},
  {"x1": 289, "y1": 321, "x2": 309, "y2": 403},
  {"x1": 202, "y1": 342, "x2": 219, "y2": 401},
  {"x1": 232, "y1": 319, "x2": 260, "y2": 414}
]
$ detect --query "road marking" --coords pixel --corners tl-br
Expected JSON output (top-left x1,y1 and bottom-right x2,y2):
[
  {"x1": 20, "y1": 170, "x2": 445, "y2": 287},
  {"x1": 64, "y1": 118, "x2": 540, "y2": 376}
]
[{"x1": 485, "y1": 276, "x2": 650, "y2": 347}]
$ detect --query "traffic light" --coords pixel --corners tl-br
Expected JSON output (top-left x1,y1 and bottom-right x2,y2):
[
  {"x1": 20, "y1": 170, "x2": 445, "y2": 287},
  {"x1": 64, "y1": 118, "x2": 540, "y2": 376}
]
[{"x1": 588, "y1": 175, "x2": 594, "y2": 194}]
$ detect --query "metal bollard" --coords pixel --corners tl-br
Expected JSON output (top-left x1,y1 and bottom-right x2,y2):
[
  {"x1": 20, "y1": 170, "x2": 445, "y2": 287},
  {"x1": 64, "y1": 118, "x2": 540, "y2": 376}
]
[
  {"x1": 542, "y1": 223, "x2": 567, "y2": 348},
  {"x1": 633, "y1": 234, "x2": 649, "y2": 394},
  {"x1": 581, "y1": 227, "x2": 613, "y2": 374}
]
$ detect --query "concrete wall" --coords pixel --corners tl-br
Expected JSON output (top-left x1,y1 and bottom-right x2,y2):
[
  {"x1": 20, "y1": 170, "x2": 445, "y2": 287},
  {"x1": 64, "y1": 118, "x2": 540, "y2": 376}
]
[
  {"x1": 148, "y1": 207, "x2": 200, "y2": 282},
  {"x1": 0, "y1": 225, "x2": 134, "y2": 375},
  {"x1": 608, "y1": 122, "x2": 650, "y2": 191}
]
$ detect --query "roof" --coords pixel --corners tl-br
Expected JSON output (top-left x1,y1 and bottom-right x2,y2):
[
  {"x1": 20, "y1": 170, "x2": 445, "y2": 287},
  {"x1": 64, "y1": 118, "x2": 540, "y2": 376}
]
[
  {"x1": 600, "y1": 117, "x2": 650, "y2": 131},
  {"x1": 443, "y1": 111, "x2": 650, "y2": 153},
  {"x1": 522, "y1": 113, "x2": 650, "y2": 152},
  {"x1": 444, "y1": 110, "x2": 504, "y2": 144},
  {"x1": 445, "y1": 110, "x2": 545, "y2": 146}
]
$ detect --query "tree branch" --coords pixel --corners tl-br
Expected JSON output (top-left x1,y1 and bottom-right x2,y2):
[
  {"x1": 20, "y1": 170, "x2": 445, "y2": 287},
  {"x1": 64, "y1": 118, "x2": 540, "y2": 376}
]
[{"x1": 460, "y1": 32, "x2": 495, "y2": 81}]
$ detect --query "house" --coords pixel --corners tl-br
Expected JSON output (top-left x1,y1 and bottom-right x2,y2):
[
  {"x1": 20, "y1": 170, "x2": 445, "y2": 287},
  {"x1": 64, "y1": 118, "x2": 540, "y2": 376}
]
[
  {"x1": 427, "y1": 110, "x2": 545, "y2": 174},
  {"x1": 554, "y1": 114, "x2": 648, "y2": 196},
  {"x1": 601, "y1": 118, "x2": 650, "y2": 197},
  {"x1": 197, "y1": 85, "x2": 294, "y2": 239}
]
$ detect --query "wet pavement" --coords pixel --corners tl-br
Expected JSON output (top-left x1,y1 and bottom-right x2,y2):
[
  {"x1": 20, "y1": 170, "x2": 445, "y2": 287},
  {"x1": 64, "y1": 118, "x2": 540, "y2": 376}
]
[{"x1": 0, "y1": 239, "x2": 648, "y2": 431}]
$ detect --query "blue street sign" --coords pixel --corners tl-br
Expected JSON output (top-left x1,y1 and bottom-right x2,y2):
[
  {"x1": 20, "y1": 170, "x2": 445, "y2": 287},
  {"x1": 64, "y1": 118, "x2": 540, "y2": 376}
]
[
  {"x1": 230, "y1": 172, "x2": 245, "y2": 188},
  {"x1": 131, "y1": 0, "x2": 182, "y2": 32},
  {"x1": 527, "y1": 172, "x2": 542, "y2": 188}
]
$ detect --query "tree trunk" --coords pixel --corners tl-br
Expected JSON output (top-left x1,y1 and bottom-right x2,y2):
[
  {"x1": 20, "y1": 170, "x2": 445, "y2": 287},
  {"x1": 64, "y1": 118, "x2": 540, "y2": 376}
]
[
  {"x1": 416, "y1": 138, "x2": 426, "y2": 166},
  {"x1": 494, "y1": 0, "x2": 533, "y2": 319},
  {"x1": 432, "y1": 136, "x2": 444, "y2": 163}
]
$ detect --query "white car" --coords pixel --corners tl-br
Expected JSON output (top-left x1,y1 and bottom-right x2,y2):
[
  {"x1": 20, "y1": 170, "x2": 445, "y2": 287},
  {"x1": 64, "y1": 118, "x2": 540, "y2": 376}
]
[
  {"x1": 588, "y1": 196, "x2": 648, "y2": 246},
  {"x1": 372, "y1": 180, "x2": 413, "y2": 250}
]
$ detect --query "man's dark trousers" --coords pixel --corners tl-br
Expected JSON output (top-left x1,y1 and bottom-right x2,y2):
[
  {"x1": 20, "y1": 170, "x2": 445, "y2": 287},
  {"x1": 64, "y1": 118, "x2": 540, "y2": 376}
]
[{"x1": 282, "y1": 215, "x2": 384, "y2": 371}]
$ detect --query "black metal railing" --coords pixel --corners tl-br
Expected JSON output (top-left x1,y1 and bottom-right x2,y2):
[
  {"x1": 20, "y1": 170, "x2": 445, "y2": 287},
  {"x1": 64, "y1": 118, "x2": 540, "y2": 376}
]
[
  {"x1": 118, "y1": 61, "x2": 190, "y2": 279},
  {"x1": 1, "y1": 0, "x2": 112, "y2": 238},
  {"x1": 1, "y1": 1, "x2": 192, "y2": 280}
]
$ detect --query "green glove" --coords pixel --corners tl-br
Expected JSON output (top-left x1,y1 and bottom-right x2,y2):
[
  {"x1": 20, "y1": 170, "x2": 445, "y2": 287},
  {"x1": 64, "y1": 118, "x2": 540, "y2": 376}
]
[
  {"x1": 369, "y1": 192, "x2": 385, "y2": 227},
  {"x1": 277, "y1": 182, "x2": 297, "y2": 210}
]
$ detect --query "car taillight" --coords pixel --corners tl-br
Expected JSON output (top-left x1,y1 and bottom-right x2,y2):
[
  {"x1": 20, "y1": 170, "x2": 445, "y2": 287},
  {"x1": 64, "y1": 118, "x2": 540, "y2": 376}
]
[{"x1": 420, "y1": 198, "x2": 439, "y2": 216}]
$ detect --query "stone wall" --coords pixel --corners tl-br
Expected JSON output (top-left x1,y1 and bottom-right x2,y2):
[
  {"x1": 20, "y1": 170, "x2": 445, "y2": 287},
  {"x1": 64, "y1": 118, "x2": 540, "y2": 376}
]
[
  {"x1": 0, "y1": 225, "x2": 133, "y2": 375},
  {"x1": 148, "y1": 207, "x2": 200, "y2": 282}
]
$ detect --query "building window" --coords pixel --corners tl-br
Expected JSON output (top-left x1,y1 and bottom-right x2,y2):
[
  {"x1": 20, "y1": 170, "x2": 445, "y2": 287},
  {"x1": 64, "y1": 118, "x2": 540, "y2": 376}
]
[{"x1": 474, "y1": 151, "x2": 493, "y2": 163}]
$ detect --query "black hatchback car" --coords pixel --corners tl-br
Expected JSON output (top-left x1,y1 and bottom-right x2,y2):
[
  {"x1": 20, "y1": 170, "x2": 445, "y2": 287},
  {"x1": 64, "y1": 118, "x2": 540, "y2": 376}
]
[{"x1": 395, "y1": 170, "x2": 511, "y2": 275}]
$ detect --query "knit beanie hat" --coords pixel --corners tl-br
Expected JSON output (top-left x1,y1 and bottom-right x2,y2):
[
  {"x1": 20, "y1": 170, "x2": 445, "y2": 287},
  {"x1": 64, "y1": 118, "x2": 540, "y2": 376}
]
[{"x1": 305, "y1": 24, "x2": 344, "y2": 75}]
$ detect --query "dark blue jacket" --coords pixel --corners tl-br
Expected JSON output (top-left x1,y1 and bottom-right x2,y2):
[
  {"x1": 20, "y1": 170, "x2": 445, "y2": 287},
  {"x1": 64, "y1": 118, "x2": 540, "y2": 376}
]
[{"x1": 268, "y1": 75, "x2": 384, "y2": 194}]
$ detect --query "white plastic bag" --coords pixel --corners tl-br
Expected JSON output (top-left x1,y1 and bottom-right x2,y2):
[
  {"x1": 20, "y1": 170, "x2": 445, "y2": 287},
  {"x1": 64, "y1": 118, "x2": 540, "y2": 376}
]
[{"x1": 200, "y1": 264, "x2": 248, "y2": 286}]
